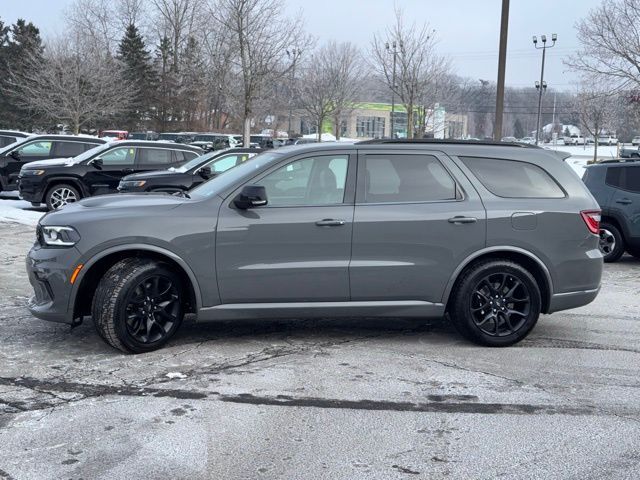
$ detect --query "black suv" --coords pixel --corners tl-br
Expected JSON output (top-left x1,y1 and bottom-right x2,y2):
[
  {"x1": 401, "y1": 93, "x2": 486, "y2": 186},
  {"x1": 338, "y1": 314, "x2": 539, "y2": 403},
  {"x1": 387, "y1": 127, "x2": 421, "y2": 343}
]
[
  {"x1": 583, "y1": 159, "x2": 640, "y2": 262},
  {"x1": 118, "y1": 148, "x2": 262, "y2": 194},
  {"x1": 1, "y1": 134, "x2": 105, "y2": 193},
  {"x1": 18, "y1": 140, "x2": 202, "y2": 210},
  {"x1": 0, "y1": 130, "x2": 30, "y2": 148}
]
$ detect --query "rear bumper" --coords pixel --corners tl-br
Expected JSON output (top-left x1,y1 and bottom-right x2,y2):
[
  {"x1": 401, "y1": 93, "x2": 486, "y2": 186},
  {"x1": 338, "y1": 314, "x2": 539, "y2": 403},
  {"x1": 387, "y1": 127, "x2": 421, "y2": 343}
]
[{"x1": 547, "y1": 287, "x2": 600, "y2": 313}]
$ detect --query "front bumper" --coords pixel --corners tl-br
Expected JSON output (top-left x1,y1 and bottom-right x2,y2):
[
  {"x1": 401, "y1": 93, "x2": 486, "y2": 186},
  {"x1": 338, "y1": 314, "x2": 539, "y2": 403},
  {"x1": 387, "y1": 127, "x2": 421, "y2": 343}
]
[
  {"x1": 26, "y1": 243, "x2": 82, "y2": 324},
  {"x1": 18, "y1": 176, "x2": 46, "y2": 203}
]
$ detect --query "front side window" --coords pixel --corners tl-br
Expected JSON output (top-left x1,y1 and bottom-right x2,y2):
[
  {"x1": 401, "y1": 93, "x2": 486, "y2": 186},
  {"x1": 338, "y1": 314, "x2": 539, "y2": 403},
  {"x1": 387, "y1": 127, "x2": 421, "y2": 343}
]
[
  {"x1": 16, "y1": 141, "x2": 52, "y2": 157},
  {"x1": 99, "y1": 147, "x2": 136, "y2": 166},
  {"x1": 363, "y1": 154, "x2": 457, "y2": 203},
  {"x1": 260, "y1": 155, "x2": 349, "y2": 206},
  {"x1": 460, "y1": 156, "x2": 565, "y2": 198},
  {"x1": 138, "y1": 148, "x2": 174, "y2": 165},
  {"x1": 208, "y1": 153, "x2": 255, "y2": 173}
]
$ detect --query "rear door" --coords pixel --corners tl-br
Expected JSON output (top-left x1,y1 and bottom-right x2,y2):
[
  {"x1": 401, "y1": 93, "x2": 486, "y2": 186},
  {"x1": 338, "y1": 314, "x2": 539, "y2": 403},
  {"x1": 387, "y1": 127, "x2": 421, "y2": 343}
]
[
  {"x1": 350, "y1": 149, "x2": 486, "y2": 303},
  {"x1": 84, "y1": 145, "x2": 137, "y2": 195},
  {"x1": 135, "y1": 147, "x2": 178, "y2": 173},
  {"x1": 609, "y1": 166, "x2": 640, "y2": 241}
]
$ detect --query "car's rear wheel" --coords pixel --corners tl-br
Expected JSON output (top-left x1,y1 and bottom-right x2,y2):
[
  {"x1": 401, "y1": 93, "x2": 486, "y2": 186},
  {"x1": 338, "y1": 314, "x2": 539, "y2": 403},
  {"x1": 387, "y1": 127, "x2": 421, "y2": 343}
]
[
  {"x1": 449, "y1": 260, "x2": 541, "y2": 347},
  {"x1": 46, "y1": 183, "x2": 80, "y2": 210},
  {"x1": 599, "y1": 223, "x2": 625, "y2": 263},
  {"x1": 92, "y1": 258, "x2": 184, "y2": 353}
]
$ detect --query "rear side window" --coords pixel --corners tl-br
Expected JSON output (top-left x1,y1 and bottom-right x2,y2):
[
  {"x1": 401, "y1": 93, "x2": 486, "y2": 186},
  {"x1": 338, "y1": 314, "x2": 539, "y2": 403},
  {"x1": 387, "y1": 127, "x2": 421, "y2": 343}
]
[
  {"x1": 0, "y1": 135, "x2": 17, "y2": 148},
  {"x1": 138, "y1": 148, "x2": 174, "y2": 165},
  {"x1": 460, "y1": 157, "x2": 564, "y2": 198},
  {"x1": 606, "y1": 166, "x2": 640, "y2": 193},
  {"x1": 363, "y1": 154, "x2": 457, "y2": 203},
  {"x1": 54, "y1": 141, "x2": 86, "y2": 158}
]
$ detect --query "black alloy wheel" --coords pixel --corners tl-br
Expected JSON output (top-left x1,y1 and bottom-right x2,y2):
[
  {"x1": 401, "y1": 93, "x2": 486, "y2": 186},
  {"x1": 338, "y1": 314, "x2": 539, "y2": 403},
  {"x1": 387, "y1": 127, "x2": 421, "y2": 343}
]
[{"x1": 469, "y1": 273, "x2": 530, "y2": 337}]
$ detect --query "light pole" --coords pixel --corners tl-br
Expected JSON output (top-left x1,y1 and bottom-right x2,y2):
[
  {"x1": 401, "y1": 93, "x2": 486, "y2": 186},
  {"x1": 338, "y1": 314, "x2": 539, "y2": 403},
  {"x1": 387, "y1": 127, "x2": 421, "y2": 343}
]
[
  {"x1": 385, "y1": 41, "x2": 402, "y2": 138},
  {"x1": 533, "y1": 33, "x2": 556, "y2": 145},
  {"x1": 286, "y1": 48, "x2": 300, "y2": 136}
]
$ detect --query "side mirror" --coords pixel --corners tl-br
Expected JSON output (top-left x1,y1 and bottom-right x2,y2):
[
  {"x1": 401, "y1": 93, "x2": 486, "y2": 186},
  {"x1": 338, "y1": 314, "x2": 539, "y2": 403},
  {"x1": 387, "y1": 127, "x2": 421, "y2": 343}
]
[
  {"x1": 89, "y1": 158, "x2": 103, "y2": 169},
  {"x1": 233, "y1": 185, "x2": 268, "y2": 209},
  {"x1": 199, "y1": 166, "x2": 213, "y2": 179},
  {"x1": 9, "y1": 150, "x2": 20, "y2": 160}
]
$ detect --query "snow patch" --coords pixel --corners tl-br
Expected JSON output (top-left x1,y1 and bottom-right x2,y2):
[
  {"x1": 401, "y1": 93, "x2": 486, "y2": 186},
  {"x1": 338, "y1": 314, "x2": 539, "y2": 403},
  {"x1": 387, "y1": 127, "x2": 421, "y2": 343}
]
[{"x1": 0, "y1": 198, "x2": 45, "y2": 226}]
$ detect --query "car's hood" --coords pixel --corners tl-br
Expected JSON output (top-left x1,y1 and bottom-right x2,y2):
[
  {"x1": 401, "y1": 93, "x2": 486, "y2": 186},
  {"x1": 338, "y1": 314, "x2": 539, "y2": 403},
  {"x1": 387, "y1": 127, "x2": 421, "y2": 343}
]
[
  {"x1": 123, "y1": 170, "x2": 183, "y2": 180},
  {"x1": 22, "y1": 157, "x2": 74, "y2": 169}
]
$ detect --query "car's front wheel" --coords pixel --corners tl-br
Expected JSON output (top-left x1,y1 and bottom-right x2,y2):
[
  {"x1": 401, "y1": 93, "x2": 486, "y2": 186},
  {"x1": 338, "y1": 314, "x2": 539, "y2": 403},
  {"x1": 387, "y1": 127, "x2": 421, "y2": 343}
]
[
  {"x1": 92, "y1": 258, "x2": 184, "y2": 353},
  {"x1": 449, "y1": 260, "x2": 541, "y2": 347},
  {"x1": 599, "y1": 223, "x2": 625, "y2": 262},
  {"x1": 46, "y1": 183, "x2": 81, "y2": 210}
]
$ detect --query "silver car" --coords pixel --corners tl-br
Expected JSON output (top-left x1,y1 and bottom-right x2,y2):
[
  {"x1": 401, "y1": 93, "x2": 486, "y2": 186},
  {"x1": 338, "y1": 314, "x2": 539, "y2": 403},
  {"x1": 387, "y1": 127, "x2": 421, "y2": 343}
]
[{"x1": 26, "y1": 140, "x2": 603, "y2": 353}]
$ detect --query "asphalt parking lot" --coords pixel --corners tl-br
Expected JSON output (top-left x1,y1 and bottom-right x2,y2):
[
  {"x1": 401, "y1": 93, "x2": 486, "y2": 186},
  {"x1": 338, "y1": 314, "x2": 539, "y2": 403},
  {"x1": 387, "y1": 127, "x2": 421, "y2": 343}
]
[{"x1": 1, "y1": 220, "x2": 639, "y2": 480}]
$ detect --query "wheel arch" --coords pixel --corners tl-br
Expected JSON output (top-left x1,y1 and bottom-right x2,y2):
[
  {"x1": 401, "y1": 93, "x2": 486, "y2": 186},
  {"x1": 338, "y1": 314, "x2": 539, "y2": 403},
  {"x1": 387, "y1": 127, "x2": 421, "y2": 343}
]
[
  {"x1": 71, "y1": 244, "x2": 202, "y2": 322},
  {"x1": 442, "y1": 247, "x2": 554, "y2": 314},
  {"x1": 600, "y1": 214, "x2": 627, "y2": 241},
  {"x1": 44, "y1": 176, "x2": 88, "y2": 198}
]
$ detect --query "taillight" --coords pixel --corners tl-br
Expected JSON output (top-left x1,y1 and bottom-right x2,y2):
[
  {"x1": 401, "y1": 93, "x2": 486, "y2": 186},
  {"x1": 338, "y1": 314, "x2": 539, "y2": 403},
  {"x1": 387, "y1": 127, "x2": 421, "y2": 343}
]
[{"x1": 580, "y1": 210, "x2": 601, "y2": 234}]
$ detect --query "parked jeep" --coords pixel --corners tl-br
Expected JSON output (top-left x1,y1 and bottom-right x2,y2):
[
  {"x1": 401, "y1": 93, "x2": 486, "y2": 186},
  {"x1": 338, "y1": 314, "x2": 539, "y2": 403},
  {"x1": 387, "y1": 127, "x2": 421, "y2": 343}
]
[
  {"x1": 26, "y1": 140, "x2": 603, "y2": 353},
  {"x1": 582, "y1": 158, "x2": 640, "y2": 262}
]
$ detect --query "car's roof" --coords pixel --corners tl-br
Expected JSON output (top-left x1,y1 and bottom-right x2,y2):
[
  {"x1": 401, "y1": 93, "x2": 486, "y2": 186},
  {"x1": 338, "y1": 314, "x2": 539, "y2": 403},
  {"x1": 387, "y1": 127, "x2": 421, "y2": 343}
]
[
  {"x1": 0, "y1": 130, "x2": 31, "y2": 137},
  {"x1": 586, "y1": 159, "x2": 640, "y2": 168},
  {"x1": 104, "y1": 140, "x2": 203, "y2": 150},
  {"x1": 23, "y1": 134, "x2": 105, "y2": 142}
]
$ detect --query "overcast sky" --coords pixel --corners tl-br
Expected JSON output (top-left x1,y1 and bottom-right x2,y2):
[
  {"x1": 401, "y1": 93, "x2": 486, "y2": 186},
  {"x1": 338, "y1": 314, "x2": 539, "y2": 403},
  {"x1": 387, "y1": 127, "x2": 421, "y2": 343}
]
[{"x1": 3, "y1": 0, "x2": 603, "y2": 91}]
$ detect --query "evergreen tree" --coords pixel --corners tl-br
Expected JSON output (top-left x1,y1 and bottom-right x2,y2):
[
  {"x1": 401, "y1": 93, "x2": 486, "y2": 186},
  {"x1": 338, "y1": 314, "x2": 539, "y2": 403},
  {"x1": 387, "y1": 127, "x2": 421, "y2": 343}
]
[
  {"x1": 117, "y1": 24, "x2": 156, "y2": 130},
  {"x1": 0, "y1": 18, "x2": 43, "y2": 129},
  {"x1": 153, "y1": 36, "x2": 178, "y2": 132}
]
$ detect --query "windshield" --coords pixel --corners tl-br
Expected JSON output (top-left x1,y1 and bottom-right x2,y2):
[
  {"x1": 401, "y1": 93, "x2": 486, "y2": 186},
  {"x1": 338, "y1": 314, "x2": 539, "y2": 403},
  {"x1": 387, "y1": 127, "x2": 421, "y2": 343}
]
[
  {"x1": 173, "y1": 150, "x2": 220, "y2": 173},
  {"x1": 189, "y1": 152, "x2": 282, "y2": 198},
  {"x1": 0, "y1": 136, "x2": 30, "y2": 155}
]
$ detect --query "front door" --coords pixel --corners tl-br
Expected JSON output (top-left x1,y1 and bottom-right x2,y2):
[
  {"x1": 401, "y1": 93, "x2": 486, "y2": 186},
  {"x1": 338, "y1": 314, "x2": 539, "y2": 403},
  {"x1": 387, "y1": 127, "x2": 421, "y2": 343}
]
[
  {"x1": 6, "y1": 140, "x2": 54, "y2": 188},
  {"x1": 84, "y1": 146, "x2": 137, "y2": 195},
  {"x1": 610, "y1": 166, "x2": 640, "y2": 240},
  {"x1": 216, "y1": 152, "x2": 355, "y2": 303},
  {"x1": 350, "y1": 150, "x2": 486, "y2": 304}
]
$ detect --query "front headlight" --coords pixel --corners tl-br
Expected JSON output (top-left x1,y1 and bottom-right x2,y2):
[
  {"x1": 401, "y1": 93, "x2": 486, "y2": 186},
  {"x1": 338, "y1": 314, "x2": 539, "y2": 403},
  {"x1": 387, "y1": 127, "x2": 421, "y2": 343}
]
[
  {"x1": 39, "y1": 226, "x2": 80, "y2": 247},
  {"x1": 120, "y1": 180, "x2": 146, "y2": 188},
  {"x1": 21, "y1": 169, "x2": 45, "y2": 176}
]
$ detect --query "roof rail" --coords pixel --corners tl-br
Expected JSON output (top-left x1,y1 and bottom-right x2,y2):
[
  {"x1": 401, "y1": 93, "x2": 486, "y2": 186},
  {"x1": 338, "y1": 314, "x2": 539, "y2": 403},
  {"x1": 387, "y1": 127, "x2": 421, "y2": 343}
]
[
  {"x1": 356, "y1": 138, "x2": 541, "y2": 148},
  {"x1": 599, "y1": 158, "x2": 640, "y2": 164}
]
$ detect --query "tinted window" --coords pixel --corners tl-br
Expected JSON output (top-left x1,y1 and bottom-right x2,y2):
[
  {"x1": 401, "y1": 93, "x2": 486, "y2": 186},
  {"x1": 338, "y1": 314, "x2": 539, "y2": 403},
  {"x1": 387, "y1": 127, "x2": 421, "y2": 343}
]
[
  {"x1": 100, "y1": 147, "x2": 136, "y2": 165},
  {"x1": 606, "y1": 166, "x2": 640, "y2": 193},
  {"x1": 54, "y1": 141, "x2": 86, "y2": 158},
  {"x1": 0, "y1": 136, "x2": 18, "y2": 148},
  {"x1": 261, "y1": 155, "x2": 348, "y2": 206},
  {"x1": 460, "y1": 157, "x2": 564, "y2": 198},
  {"x1": 16, "y1": 140, "x2": 52, "y2": 158},
  {"x1": 138, "y1": 148, "x2": 174, "y2": 166},
  {"x1": 364, "y1": 154, "x2": 456, "y2": 203}
]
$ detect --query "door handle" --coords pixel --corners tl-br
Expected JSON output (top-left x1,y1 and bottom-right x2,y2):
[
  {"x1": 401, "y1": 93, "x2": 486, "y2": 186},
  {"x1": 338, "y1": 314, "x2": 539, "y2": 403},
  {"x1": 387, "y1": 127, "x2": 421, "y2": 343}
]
[
  {"x1": 616, "y1": 198, "x2": 632, "y2": 205},
  {"x1": 315, "y1": 219, "x2": 346, "y2": 227},
  {"x1": 448, "y1": 216, "x2": 478, "y2": 224}
]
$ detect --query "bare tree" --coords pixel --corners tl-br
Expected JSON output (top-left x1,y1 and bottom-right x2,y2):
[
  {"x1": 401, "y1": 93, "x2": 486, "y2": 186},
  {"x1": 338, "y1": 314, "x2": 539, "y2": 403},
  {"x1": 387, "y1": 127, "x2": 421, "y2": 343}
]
[
  {"x1": 574, "y1": 86, "x2": 616, "y2": 162},
  {"x1": 9, "y1": 38, "x2": 134, "y2": 134},
  {"x1": 328, "y1": 42, "x2": 366, "y2": 140},
  {"x1": 372, "y1": 9, "x2": 451, "y2": 138},
  {"x1": 211, "y1": 0, "x2": 310, "y2": 146},
  {"x1": 566, "y1": 0, "x2": 640, "y2": 91}
]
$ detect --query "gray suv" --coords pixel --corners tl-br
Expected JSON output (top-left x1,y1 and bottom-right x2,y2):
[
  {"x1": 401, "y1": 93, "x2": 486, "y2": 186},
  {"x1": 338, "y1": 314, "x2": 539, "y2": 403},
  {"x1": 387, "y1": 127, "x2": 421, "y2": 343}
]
[{"x1": 26, "y1": 140, "x2": 603, "y2": 353}]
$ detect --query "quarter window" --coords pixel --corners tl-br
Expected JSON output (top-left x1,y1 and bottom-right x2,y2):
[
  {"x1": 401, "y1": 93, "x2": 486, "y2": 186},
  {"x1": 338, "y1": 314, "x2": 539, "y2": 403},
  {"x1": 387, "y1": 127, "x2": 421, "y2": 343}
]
[
  {"x1": 363, "y1": 154, "x2": 457, "y2": 203},
  {"x1": 260, "y1": 155, "x2": 349, "y2": 206},
  {"x1": 460, "y1": 157, "x2": 564, "y2": 198}
]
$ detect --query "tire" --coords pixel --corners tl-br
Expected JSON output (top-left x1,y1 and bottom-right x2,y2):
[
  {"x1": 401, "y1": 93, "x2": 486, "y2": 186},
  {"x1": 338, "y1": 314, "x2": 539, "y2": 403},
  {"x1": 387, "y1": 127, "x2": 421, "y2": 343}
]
[
  {"x1": 448, "y1": 260, "x2": 542, "y2": 347},
  {"x1": 599, "y1": 223, "x2": 625, "y2": 263},
  {"x1": 30, "y1": 202, "x2": 40, "y2": 207},
  {"x1": 45, "y1": 183, "x2": 81, "y2": 210},
  {"x1": 92, "y1": 258, "x2": 184, "y2": 353},
  {"x1": 625, "y1": 246, "x2": 640, "y2": 259}
]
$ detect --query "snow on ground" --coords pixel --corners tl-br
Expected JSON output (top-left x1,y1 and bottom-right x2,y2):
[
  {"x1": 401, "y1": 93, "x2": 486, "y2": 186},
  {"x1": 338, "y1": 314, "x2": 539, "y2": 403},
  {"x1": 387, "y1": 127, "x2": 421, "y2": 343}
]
[{"x1": 0, "y1": 195, "x2": 45, "y2": 227}]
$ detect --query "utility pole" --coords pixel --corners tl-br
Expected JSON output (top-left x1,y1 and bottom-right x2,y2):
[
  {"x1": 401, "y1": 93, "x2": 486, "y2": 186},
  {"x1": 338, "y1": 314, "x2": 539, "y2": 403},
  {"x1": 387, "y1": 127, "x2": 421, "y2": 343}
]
[
  {"x1": 533, "y1": 33, "x2": 556, "y2": 145},
  {"x1": 494, "y1": 0, "x2": 510, "y2": 141},
  {"x1": 386, "y1": 41, "x2": 402, "y2": 138}
]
